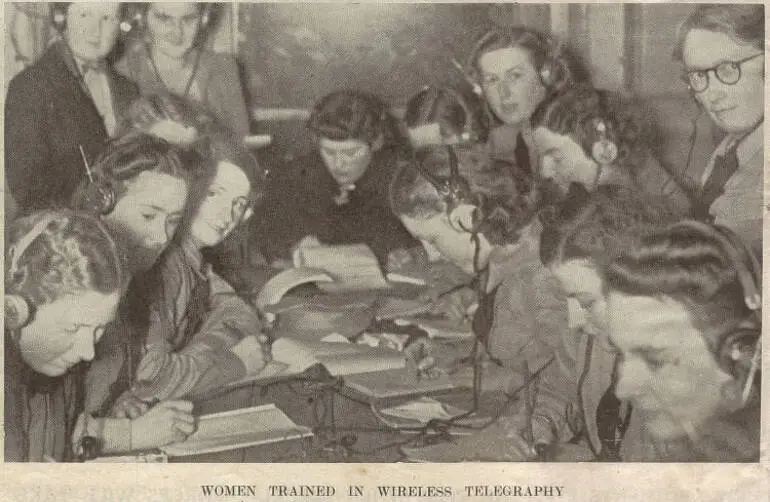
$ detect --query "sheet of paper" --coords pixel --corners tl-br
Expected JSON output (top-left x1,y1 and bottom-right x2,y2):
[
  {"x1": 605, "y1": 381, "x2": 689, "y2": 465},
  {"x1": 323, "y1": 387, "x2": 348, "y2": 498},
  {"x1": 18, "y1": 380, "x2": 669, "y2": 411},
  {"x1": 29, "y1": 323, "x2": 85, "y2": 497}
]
[
  {"x1": 160, "y1": 404, "x2": 312, "y2": 457},
  {"x1": 254, "y1": 267, "x2": 333, "y2": 310}
]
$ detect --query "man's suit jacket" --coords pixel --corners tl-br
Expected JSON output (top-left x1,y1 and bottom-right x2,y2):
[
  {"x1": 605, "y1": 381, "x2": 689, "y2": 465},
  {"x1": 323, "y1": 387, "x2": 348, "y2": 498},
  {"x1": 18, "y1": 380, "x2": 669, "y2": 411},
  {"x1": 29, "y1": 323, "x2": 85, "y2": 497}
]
[{"x1": 5, "y1": 42, "x2": 139, "y2": 214}]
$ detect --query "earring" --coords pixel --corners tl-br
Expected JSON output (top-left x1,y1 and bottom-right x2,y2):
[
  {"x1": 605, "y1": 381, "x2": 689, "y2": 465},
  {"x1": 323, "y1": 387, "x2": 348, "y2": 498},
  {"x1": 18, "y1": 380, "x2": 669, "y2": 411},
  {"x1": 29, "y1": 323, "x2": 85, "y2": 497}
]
[
  {"x1": 120, "y1": 21, "x2": 132, "y2": 33},
  {"x1": 591, "y1": 121, "x2": 619, "y2": 165},
  {"x1": 53, "y1": 12, "x2": 65, "y2": 26}
]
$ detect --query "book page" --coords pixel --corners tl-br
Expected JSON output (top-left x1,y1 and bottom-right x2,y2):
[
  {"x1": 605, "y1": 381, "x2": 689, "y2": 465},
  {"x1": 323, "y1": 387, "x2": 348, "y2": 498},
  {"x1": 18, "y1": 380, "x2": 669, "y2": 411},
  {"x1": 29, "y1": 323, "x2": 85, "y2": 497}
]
[
  {"x1": 295, "y1": 244, "x2": 391, "y2": 292},
  {"x1": 254, "y1": 267, "x2": 333, "y2": 310},
  {"x1": 160, "y1": 405, "x2": 313, "y2": 457}
]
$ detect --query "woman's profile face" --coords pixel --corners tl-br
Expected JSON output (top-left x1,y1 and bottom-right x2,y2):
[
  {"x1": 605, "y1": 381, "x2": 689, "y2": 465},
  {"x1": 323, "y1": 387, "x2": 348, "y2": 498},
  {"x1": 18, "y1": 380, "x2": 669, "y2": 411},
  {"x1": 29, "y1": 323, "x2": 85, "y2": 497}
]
[
  {"x1": 147, "y1": 3, "x2": 201, "y2": 59},
  {"x1": 19, "y1": 290, "x2": 120, "y2": 377},
  {"x1": 533, "y1": 126, "x2": 600, "y2": 193},
  {"x1": 318, "y1": 137, "x2": 374, "y2": 186},
  {"x1": 548, "y1": 258, "x2": 607, "y2": 337},
  {"x1": 478, "y1": 46, "x2": 547, "y2": 127},
  {"x1": 607, "y1": 292, "x2": 734, "y2": 441}
]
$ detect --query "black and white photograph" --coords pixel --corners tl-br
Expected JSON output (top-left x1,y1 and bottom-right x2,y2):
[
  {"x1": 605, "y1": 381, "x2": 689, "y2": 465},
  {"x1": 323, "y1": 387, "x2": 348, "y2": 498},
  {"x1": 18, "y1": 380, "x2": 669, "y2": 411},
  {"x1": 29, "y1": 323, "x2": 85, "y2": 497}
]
[{"x1": 1, "y1": 1, "x2": 766, "y2": 499}]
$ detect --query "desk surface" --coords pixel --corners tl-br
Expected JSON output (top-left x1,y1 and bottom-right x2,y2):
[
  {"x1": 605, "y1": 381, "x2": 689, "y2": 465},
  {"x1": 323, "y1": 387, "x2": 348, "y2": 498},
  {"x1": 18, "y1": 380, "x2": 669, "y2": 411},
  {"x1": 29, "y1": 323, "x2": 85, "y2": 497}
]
[{"x1": 183, "y1": 371, "x2": 510, "y2": 463}]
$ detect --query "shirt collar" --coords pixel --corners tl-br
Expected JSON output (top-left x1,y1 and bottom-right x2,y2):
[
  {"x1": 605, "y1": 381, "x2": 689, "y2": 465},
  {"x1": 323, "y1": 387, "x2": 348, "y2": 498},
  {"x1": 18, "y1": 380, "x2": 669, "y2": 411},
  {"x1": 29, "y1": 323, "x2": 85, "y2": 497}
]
[
  {"x1": 736, "y1": 122, "x2": 763, "y2": 166},
  {"x1": 180, "y1": 238, "x2": 206, "y2": 277}
]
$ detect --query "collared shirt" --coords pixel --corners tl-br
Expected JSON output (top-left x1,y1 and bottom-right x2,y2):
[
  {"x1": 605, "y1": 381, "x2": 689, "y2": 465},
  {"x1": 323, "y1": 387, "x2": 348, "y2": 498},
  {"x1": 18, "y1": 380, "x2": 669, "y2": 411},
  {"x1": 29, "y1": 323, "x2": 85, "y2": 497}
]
[
  {"x1": 700, "y1": 123, "x2": 764, "y2": 253},
  {"x1": 75, "y1": 58, "x2": 117, "y2": 136}
]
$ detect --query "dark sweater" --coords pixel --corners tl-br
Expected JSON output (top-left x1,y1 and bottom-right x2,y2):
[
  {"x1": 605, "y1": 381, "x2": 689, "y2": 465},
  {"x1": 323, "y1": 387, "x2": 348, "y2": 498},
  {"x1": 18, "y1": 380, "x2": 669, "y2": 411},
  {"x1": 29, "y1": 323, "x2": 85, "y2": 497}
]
[{"x1": 257, "y1": 146, "x2": 420, "y2": 266}]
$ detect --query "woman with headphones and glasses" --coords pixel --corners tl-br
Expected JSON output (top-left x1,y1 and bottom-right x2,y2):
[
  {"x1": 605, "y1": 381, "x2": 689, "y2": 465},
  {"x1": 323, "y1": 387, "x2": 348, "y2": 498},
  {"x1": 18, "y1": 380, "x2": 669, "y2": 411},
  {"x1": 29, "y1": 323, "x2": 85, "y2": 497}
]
[
  {"x1": 5, "y1": 3, "x2": 139, "y2": 215},
  {"x1": 674, "y1": 4, "x2": 764, "y2": 256},
  {"x1": 530, "y1": 86, "x2": 694, "y2": 216},
  {"x1": 605, "y1": 221, "x2": 761, "y2": 461},
  {"x1": 116, "y1": 3, "x2": 250, "y2": 139},
  {"x1": 4, "y1": 211, "x2": 194, "y2": 462}
]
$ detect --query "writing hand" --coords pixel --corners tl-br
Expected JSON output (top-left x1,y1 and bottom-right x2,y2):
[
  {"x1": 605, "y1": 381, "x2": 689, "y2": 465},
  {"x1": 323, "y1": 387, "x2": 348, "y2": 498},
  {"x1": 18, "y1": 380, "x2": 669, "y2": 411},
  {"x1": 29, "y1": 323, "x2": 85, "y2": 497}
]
[{"x1": 130, "y1": 400, "x2": 195, "y2": 451}]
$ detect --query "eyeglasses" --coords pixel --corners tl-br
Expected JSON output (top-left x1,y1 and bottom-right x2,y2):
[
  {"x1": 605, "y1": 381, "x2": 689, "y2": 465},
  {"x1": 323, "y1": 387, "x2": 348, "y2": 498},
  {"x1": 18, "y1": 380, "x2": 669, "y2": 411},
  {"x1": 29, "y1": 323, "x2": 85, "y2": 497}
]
[{"x1": 683, "y1": 53, "x2": 764, "y2": 93}]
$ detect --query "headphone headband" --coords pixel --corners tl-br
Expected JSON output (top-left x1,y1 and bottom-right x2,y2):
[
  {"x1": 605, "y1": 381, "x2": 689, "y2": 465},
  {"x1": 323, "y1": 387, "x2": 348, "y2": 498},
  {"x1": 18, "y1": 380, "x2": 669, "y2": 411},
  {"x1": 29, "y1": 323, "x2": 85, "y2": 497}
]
[{"x1": 8, "y1": 213, "x2": 58, "y2": 281}]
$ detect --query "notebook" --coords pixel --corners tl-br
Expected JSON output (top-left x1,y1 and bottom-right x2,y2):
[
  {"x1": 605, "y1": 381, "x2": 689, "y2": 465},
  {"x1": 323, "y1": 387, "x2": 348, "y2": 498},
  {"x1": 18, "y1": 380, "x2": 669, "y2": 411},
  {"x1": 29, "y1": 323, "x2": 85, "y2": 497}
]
[
  {"x1": 344, "y1": 368, "x2": 456, "y2": 399},
  {"x1": 293, "y1": 244, "x2": 425, "y2": 294},
  {"x1": 160, "y1": 404, "x2": 313, "y2": 457}
]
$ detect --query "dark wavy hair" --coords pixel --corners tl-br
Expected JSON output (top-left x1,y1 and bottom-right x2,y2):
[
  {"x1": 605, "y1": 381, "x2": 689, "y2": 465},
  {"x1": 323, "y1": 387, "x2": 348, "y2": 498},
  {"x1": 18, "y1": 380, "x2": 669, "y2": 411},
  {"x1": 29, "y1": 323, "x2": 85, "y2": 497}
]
[
  {"x1": 673, "y1": 4, "x2": 764, "y2": 61},
  {"x1": 390, "y1": 146, "x2": 537, "y2": 246},
  {"x1": 405, "y1": 86, "x2": 488, "y2": 144},
  {"x1": 539, "y1": 183, "x2": 682, "y2": 269},
  {"x1": 307, "y1": 90, "x2": 404, "y2": 148},
  {"x1": 531, "y1": 86, "x2": 657, "y2": 175},
  {"x1": 6, "y1": 210, "x2": 123, "y2": 307}
]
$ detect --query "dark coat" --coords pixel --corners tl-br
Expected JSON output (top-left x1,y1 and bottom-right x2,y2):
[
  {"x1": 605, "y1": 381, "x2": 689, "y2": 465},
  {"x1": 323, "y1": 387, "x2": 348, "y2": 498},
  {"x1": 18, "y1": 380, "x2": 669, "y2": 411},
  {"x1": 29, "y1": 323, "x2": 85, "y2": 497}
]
[
  {"x1": 4, "y1": 42, "x2": 139, "y2": 214},
  {"x1": 257, "y1": 146, "x2": 420, "y2": 266}
]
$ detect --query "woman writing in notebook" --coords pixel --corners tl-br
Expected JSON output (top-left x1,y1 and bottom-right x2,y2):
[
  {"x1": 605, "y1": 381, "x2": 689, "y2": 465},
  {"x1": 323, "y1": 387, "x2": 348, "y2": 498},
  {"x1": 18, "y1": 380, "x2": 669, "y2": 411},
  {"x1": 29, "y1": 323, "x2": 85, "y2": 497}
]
[
  {"x1": 117, "y1": 3, "x2": 250, "y2": 138},
  {"x1": 4, "y1": 211, "x2": 194, "y2": 462}
]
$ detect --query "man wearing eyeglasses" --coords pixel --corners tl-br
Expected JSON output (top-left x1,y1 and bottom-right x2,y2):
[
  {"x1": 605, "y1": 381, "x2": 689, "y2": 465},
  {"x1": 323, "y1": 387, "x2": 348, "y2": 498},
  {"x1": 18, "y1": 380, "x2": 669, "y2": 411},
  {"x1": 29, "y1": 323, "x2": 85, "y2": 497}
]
[{"x1": 675, "y1": 4, "x2": 764, "y2": 255}]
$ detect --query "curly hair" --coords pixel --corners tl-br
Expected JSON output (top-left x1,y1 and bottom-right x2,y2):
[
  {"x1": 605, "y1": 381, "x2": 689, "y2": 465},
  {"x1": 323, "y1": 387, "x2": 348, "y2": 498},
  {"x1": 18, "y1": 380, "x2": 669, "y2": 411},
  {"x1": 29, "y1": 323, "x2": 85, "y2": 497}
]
[
  {"x1": 307, "y1": 89, "x2": 405, "y2": 148},
  {"x1": 404, "y1": 86, "x2": 488, "y2": 144},
  {"x1": 6, "y1": 210, "x2": 123, "y2": 307},
  {"x1": 673, "y1": 4, "x2": 764, "y2": 61},
  {"x1": 531, "y1": 86, "x2": 657, "y2": 175},
  {"x1": 604, "y1": 221, "x2": 760, "y2": 357},
  {"x1": 539, "y1": 183, "x2": 682, "y2": 269},
  {"x1": 390, "y1": 145, "x2": 537, "y2": 245}
]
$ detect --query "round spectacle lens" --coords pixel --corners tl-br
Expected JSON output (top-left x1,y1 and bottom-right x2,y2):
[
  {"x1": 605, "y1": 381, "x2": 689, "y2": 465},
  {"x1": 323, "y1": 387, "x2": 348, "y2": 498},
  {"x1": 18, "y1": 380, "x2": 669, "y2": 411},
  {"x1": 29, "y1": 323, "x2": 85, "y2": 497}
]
[
  {"x1": 687, "y1": 71, "x2": 709, "y2": 92},
  {"x1": 715, "y1": 62, "x2": 742, "y2": 85}
]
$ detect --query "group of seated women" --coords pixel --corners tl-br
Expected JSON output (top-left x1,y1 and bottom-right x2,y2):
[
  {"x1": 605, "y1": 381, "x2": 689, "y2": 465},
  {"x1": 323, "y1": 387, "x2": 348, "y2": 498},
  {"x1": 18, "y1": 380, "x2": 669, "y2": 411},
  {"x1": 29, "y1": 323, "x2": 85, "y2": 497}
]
[{"x1": 4, "y1": 3, "x2": 763, "y2": 462}]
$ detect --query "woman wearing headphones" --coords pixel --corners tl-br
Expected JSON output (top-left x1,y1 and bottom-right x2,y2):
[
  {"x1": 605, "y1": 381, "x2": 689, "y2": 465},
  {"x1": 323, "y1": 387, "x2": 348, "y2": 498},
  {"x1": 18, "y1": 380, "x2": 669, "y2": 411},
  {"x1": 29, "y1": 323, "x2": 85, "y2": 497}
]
[
  {"x1": 605, "y1": 221, "x2": 761, "y2": 461},
  {"x1": 530, "y1": 86, "x2": 693, "y2": 215},
  {"x1": 400, "y1": 184, "x2": 680, "y2": 461},
  {"x1": 5, "y1": 3, "x2": 139, "y2": 214},
  {"x1": 4, "y1": 211, "x2": 194, "y2": 462},
  {"x1": 117, "y1": 3, "x2": 250, "y2": 138},
  {"x1": 465, "y1": 27, "x2": 584, "y2": 193}
]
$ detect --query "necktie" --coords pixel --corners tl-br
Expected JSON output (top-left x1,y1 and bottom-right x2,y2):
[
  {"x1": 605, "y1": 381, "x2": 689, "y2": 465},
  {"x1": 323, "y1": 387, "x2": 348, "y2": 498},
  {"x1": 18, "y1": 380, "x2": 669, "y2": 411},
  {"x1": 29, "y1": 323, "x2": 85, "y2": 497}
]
[
  {"x1": 700, "y1": 143, "x2": 740, "y2": 211},
  {"x1": 595, "y1": 359, "x2": 631, "y2": 461},
  {"x1": 81, "y1": 61, "x2": 116, "y2": 136},
  {"x1": 182, "y1": 266, "x2": 211, "y2": 347},
  {"x1": 512, "y1": 133, "x2": 533, "y2": 195}
]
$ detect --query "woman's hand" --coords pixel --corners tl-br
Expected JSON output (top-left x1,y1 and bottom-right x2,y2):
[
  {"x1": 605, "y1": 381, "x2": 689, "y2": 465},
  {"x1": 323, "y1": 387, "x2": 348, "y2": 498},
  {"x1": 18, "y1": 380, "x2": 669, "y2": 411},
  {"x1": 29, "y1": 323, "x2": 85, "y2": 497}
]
[
  {"x1": 111, "y1": 393, "x2": 153, "y2": 419},
  {"x1": 231, "y1": 334, "x2": 268, "y2": 374},
  {"x1": 130, "y1": 400, "x2": 195, "y2": 451}
]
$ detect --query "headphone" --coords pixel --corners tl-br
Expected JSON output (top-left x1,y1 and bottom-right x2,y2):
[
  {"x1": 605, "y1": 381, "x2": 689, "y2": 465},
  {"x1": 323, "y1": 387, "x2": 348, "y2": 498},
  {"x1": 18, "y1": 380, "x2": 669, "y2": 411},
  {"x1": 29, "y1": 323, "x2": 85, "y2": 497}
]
[
  {"x1": 414, "y1": 145, "x2": 482, "y2": 234},
  {"x1": 406, "y1": 86, "x2": 483, "y2": 146},
  {"x1": 77, "y1": 145, "x2": 117, "y2": 216},
  {"x1": 667, "y1": 220, "x2": 761, "y2": 404},
  {"x1": 464, "y1": 28, "x2": 569, "y2": 96},
  {"x1": 590, "y1": 119, "x2": 619, "y2": 166},
  {"x1": 4, "y1": 213, "x2": 59, "y2": 330}
]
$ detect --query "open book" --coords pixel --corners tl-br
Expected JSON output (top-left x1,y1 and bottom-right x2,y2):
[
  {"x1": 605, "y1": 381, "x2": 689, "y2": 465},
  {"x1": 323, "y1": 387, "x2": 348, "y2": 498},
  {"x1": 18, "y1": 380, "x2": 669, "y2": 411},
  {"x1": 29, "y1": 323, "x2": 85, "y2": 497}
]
[
  {"x1": 160, "y1": 404, "x2": 313, "y2": 457},
  {"x1": 257, "y1": 244, "x2": 426, "y2": 308}
]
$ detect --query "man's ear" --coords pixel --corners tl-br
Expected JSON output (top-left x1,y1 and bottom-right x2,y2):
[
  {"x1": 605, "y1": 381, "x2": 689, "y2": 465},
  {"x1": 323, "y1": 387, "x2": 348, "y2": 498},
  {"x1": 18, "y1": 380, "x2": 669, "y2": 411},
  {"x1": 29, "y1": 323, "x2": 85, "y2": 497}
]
[
  {"x1": 242, "y1": 207, "x2": 254, "y2": 223},
  {"x1": 370, "y1": 133, "x2": 385, "y2": 152}
]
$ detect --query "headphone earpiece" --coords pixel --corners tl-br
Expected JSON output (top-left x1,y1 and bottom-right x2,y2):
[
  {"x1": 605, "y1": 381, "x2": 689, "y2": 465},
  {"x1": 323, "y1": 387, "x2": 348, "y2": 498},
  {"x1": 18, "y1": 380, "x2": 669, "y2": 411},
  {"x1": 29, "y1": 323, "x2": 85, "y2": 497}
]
[
  {"x1": 81, "y1": 179, "x2": 117, "y2": 216},
  {"x1": 448, "y1": 203, "x2": 480, "y2": 233},
  {"x1": 590, "y1": 120, "x2": 619, "y2": 165},
  {"x1": 5, "y1": 295, "x2": 34, "y2": 330}
]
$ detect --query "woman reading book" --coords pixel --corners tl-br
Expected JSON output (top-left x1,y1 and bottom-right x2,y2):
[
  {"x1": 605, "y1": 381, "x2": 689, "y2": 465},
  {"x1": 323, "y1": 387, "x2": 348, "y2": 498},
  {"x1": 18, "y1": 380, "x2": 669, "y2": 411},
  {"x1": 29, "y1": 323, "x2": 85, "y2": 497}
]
[{"x1": 258, "y1": 89, "x2": 422, "y2": 271}]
